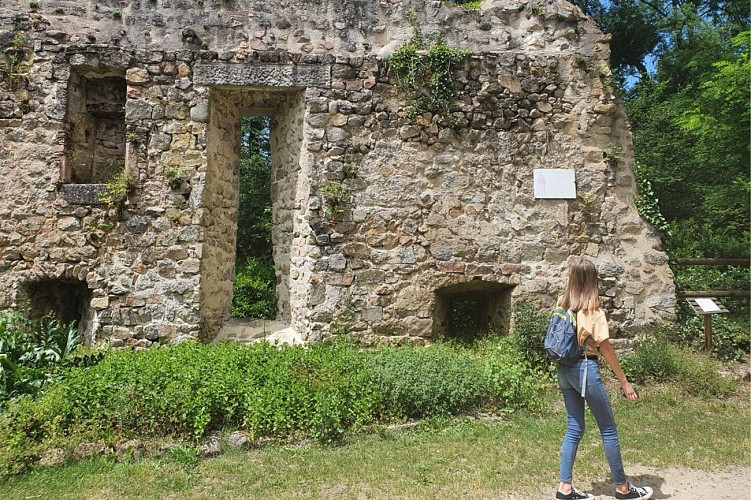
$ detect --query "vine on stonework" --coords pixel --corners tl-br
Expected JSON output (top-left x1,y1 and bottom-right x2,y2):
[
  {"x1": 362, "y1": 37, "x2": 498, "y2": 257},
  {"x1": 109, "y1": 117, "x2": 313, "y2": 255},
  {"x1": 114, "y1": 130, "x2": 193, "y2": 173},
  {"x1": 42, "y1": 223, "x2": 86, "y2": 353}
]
[
  {"x1": 0, "y1": 31, "x2": 32, "y2": 92},
  {"x1": 388, "y1": 14, "x2": 471, "y2": 126},
  {"x1": 635, "y1": 162, "x2": 671, "y2": 237}
]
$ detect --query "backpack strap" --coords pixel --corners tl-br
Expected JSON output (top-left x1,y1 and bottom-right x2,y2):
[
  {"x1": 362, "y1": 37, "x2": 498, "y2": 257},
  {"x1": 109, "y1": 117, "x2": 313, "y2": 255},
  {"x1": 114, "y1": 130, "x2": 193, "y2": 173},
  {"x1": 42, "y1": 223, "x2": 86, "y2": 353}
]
[{"x1": 581, "y1": 337, "x2": 589, "y2": 398}]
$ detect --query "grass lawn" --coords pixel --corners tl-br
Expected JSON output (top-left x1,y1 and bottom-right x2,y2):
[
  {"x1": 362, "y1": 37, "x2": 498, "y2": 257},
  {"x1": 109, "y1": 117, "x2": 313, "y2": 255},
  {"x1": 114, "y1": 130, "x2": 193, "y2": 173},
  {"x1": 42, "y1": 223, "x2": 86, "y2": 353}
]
[{"x1": 1, "y1": 383, "x2": 748, "y2": 499}]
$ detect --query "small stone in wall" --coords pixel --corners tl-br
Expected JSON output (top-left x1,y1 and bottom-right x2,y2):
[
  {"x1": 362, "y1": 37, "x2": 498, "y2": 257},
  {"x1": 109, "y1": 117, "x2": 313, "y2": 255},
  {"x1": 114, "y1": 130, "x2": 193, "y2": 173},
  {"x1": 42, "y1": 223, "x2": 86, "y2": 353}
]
[
  {"x1": 90, "y1": 296, "x2": 109, "y2": 309},
  {"x1": 57, "y1": 217, "x2": 81, "y2": 231},
  {"x1": 126, "y1": 216, "x2": 151, "y2": 234}
]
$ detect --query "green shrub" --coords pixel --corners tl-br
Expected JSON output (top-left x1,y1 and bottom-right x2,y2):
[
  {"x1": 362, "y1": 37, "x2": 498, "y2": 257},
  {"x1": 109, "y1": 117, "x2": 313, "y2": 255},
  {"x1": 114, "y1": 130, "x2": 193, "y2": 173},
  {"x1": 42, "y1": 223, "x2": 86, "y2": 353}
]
[
  {"x1": 510, "y1": 302, "x2": 551, "y2": 371},
  {"x1": 232, "y1": 257, "x2": 277, "y2": 319},
  {"x1": 620, "y1": 332, "x2": 679, "y2": 384},
  {"x1": 0, "y1": 311, "x2": 81, "y2": 405},
  {"x1": 675, "y1": 310, "x2": 750, "y2": 362},
  {"x1": 674, "y1": 350, "x2": 737, "y2": 398},
  {"x1": 368, "y1": 344, "x2": 486, "y2": 418},
  {"x1": 479, "y1": 337, "x2": 551, "y2": 414},
  {"x1": 239, "y1": 339, "x2": 380, "y2": 444},
  {"x1": 0, "y1": 338, "x2": 558, "y2": 474},
  {"x1": 620, "y1": 331, "x2": 738, "y2": 398},
  {"x1": 708, "y1": 315, "x2": 751, "y2": 361},
  {"x1": 0, "y1": 338, "x2": 380, "y2": 470}
]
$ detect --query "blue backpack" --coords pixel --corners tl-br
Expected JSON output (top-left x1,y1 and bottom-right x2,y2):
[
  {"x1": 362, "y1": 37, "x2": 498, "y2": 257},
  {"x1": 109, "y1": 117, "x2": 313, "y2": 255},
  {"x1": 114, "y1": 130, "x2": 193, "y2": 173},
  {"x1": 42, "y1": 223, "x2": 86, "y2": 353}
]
[{"x1": 544, "y1": 307, "x2": 587, "y2": 367}]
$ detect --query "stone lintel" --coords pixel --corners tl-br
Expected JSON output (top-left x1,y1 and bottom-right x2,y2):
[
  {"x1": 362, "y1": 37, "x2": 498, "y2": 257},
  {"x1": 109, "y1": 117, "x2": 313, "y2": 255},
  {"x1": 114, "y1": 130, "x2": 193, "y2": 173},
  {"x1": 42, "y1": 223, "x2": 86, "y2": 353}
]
[
  {"x1": 58, "y1": 184, "x2": 107, "y2": 205},
  {"x1": 194, "y1": 63, "x2": 331, "y2": 88}
]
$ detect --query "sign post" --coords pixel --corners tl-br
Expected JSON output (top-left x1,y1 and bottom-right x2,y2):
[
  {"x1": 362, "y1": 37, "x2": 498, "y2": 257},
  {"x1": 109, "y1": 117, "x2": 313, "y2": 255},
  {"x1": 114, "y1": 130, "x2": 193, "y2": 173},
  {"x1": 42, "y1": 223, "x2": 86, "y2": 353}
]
[{"x1": 686, "y1": 297, "x2": 729, "y2": 350}]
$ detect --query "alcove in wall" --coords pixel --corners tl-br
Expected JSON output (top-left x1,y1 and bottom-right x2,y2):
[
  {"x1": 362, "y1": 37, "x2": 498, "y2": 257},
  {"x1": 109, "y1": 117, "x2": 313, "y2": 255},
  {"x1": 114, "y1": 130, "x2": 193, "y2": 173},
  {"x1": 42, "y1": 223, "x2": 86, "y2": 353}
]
[
  {"x1": 19, "y1": 279, "x2": 96, "y2": 342},
  {"x1": 433, "y1": 280, "x2": 515, "y2": 340},
  {"x1": 63, "y1": 69, "x2": 126, "y2": 184}
]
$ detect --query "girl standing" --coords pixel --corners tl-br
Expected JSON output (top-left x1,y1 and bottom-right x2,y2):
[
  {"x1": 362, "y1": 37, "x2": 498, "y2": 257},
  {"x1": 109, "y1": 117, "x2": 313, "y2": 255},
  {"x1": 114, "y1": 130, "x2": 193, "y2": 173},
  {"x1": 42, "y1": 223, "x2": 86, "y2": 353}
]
[{"x1": 555, "y1": 257, "x2": 653, "y2": 500}]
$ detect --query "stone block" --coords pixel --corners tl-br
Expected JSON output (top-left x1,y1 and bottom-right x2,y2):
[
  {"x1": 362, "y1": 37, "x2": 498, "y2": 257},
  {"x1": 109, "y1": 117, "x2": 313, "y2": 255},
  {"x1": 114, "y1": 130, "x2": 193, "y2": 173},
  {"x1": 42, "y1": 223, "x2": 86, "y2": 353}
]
[
  {"x1": 126, "y1": 99, "x2": 153, "y2": 120},
  {"x1": 57, "y1": 184, "x2": 107, "y2": 205},
  {"x1": 90, "y1": 296, "x2": 109, "y2": 310},
  {"x1": 126, "y1": 68, "x2": 150, "y2": 84},
  {"x1": 57, "y1": 217, "x2": 81, "y2": 231},
  {"x1": 194, "y1": 64, "x2": 331, "y2": 87},
  {"x1": 190, "y1": 100, "x2": 210, "y2": 122},
  {"x1": 436, "y1": 261, "x2": 466, "y2": 273}
]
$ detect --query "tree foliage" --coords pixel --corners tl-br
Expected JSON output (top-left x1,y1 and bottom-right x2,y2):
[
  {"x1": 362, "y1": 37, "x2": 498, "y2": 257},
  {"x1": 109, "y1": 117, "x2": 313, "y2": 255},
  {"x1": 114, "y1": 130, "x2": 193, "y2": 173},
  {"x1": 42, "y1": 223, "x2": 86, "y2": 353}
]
[
  {"x1": 573, "y1": 0, "x2": 749, "y2": 259},
  {"x1": 582, "y1": 0, "x2": 749, "y2": 350},
  {"x1": 233, "y1": 116, "x2": 277, "y2": 319},
  {"x1": 236, "y1": 116, "x2": 272, "y2": 266}
]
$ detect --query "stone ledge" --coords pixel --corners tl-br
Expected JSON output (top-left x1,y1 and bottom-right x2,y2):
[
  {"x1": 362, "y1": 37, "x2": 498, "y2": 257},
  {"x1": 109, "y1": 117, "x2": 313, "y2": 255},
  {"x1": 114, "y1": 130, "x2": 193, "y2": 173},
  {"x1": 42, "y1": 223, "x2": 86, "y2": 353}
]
[
  {"x1": 58, "y1": 184, "x2": 107, "y2": 205},
  {"x1": 194, "y1": 63, "x2": 331, "y2": 88}
]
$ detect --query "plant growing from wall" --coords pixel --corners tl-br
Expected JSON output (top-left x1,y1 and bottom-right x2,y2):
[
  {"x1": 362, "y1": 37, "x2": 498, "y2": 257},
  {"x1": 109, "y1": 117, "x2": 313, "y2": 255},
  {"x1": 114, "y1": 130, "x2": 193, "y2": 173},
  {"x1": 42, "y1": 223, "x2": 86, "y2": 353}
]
[
  {"x1": 604, "y1": 142, "x2": 623, "y2": 163},
  {"x1": 388, "y1": 15, "x2": 471, "y2": 126},
  {"x1": 446, "y1": 0, "x2": 482, "y2": 8},
  {"x1": 595, "y1": 61, "x2": 613, "y2": 94},
  {"x1": 526, "y1": 3, "x2": 546, "y2": 18},
  {"x1": 322, "y1": 180, "x2": 348, "y2": 216},
  {"x1": 0, "y1": 31, "x2": 31, "y2": 92},
  {"x1": 97, "y1": 169, "x2": 136, "y2": 208},
  {"x1": 163, "y1": 164, "x2": 192, "y2": 189}
]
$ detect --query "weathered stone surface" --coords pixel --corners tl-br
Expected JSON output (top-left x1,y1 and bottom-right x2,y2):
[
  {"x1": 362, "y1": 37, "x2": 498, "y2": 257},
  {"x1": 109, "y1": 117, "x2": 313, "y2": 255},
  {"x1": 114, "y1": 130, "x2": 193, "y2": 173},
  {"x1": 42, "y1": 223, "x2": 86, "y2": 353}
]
[
  {"x1": 0, "y1": 0, "x2": 675, "y2": 346},
  {"x1": 227, "y1": 431, "x2": 250, "y2": 448}
]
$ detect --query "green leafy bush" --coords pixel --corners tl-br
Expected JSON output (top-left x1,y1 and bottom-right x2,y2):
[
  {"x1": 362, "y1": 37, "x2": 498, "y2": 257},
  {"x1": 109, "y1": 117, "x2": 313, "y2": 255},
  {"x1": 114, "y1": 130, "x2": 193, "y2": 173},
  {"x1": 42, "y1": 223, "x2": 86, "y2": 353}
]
[
  {"x1": 674, "y1": 311, "x2": 750, "y2": 362},
  {"x1": 388, "y1": 18, "x2": 471, "y2": 125},
  {"x1": 368, "y1": 344, "x2": 486, "y2": 418},
  {"x1": 510, "y1": 302, "x2": 551, "y2": 371},
  {"x1": 479, "y1": 337, "x2": 551, "y2": 414},
  {"x1": 232, "y1": 257, "x2": 278, "y2": 319},
  {"x1": 620, "y1": 331, "x2": 738, "y2": 398},
  {"x1": 673, "y1": 350, "x2": 737, "y2": 398},
  {"x1": 0, "y1": 338, "x2": 557, "y2": 474},
  {"x1": 0, "y1": 311, "x2": 80, "y2": 405},
  {"x1": 620, "y1": 332, "x2": 678, "y2": 383}
]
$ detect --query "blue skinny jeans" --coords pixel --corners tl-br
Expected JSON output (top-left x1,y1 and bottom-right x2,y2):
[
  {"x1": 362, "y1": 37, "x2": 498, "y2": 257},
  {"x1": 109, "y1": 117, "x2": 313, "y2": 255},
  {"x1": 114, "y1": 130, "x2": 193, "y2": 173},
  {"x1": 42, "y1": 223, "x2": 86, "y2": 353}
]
[{"x1": 557, "y1": 359, "x2": 627, "y2": 485}]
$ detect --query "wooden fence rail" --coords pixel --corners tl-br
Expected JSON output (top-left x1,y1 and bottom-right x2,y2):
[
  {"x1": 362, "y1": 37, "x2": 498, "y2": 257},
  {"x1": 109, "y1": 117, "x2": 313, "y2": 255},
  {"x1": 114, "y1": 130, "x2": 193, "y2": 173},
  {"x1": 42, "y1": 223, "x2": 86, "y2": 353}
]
[
  {"x1": 678, "y1": 290, "x2": 751, "y2": 298},
  {"x1": 674, "y1": 258, "x2": 750, "y2": 267}
]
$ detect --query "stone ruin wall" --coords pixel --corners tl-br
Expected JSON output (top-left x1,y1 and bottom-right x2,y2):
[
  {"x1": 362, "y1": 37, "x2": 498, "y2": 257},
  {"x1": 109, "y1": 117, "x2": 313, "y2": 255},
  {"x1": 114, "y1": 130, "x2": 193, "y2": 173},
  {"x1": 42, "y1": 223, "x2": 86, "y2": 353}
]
[{"x1": 0, "y1": 0, "x2": 676, "y2": 346}]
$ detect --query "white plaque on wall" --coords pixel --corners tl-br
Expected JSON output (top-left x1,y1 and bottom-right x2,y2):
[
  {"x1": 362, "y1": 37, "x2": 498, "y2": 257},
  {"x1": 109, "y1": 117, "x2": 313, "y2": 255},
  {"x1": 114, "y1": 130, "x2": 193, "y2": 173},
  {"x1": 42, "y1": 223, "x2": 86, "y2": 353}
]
[{"x1": 533, "y1": 169, "x2": 577, "y2": 199}]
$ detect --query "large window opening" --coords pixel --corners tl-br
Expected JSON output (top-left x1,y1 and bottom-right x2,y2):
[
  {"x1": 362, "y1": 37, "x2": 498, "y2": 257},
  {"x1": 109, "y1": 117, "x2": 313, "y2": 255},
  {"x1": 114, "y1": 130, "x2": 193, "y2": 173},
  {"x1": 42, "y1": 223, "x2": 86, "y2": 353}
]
[
  {"x1": 201, "y1": 89, "x2": 304, "y2": 339},
  {"x1": 232, "y1": 115, "x2": 277, "y2": 320}
]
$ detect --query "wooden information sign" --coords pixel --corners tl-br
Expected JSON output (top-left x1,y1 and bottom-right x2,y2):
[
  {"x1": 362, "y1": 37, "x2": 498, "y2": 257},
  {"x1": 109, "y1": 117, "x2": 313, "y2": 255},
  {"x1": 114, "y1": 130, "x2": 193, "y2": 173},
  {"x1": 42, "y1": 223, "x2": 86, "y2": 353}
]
[{"x1": 686, "y1": 297, "x2": 729, "y2": 350}]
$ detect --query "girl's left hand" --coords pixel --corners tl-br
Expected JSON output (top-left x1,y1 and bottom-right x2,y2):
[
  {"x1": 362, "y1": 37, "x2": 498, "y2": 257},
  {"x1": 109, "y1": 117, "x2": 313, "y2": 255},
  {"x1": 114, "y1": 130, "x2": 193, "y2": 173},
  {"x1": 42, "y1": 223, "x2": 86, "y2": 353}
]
[{"x1": 620, "y1": 381, "x2": 639, "y2": 400}]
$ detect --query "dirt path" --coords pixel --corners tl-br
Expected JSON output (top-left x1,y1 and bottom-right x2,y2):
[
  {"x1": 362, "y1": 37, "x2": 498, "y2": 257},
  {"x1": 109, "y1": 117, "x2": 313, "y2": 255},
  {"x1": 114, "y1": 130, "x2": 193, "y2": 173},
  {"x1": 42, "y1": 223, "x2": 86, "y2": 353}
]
[{"x1": 519, "y1": 465, "x2": 751, "y2": 499}]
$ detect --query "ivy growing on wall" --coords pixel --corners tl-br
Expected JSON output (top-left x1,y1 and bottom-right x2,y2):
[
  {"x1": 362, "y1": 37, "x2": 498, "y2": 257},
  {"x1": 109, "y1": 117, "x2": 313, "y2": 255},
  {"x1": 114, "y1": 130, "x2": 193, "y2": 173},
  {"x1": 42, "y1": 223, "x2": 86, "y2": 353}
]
[
  {"x1": 388, "y1": 14, "x2": 471, "y2": 126},
  {"x1": 635, "y1": 162, "x2": 671, "y2": 236}
]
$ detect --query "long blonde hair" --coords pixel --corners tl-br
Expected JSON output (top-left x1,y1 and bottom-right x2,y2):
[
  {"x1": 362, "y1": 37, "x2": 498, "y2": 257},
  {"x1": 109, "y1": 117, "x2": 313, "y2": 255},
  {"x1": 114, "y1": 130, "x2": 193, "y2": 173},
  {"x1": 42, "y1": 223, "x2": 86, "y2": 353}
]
[{"x1": 560, "y1": 257, "x2": 601, "y2": 312}]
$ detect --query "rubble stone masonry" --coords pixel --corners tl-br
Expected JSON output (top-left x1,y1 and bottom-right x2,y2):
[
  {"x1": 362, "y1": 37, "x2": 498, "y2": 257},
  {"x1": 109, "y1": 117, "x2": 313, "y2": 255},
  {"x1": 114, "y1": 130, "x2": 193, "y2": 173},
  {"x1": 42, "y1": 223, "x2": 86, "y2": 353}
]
[{"x1": 0, "y1": 0, "x2": 675, "y2": 346}]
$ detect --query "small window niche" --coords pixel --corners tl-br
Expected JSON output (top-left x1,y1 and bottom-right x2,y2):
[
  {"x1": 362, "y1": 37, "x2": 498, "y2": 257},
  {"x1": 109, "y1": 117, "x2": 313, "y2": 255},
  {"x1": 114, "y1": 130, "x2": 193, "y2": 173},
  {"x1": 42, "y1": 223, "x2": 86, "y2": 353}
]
[
  {"x1": 21, "y1": 279, "x2": 96, "y2": 343},
  {"x1": 433, "y1": 281, "x2": 514, "y2": 341},
  {"x1": 63, "y1": 70, "x2": 126, "y2": 185}
]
